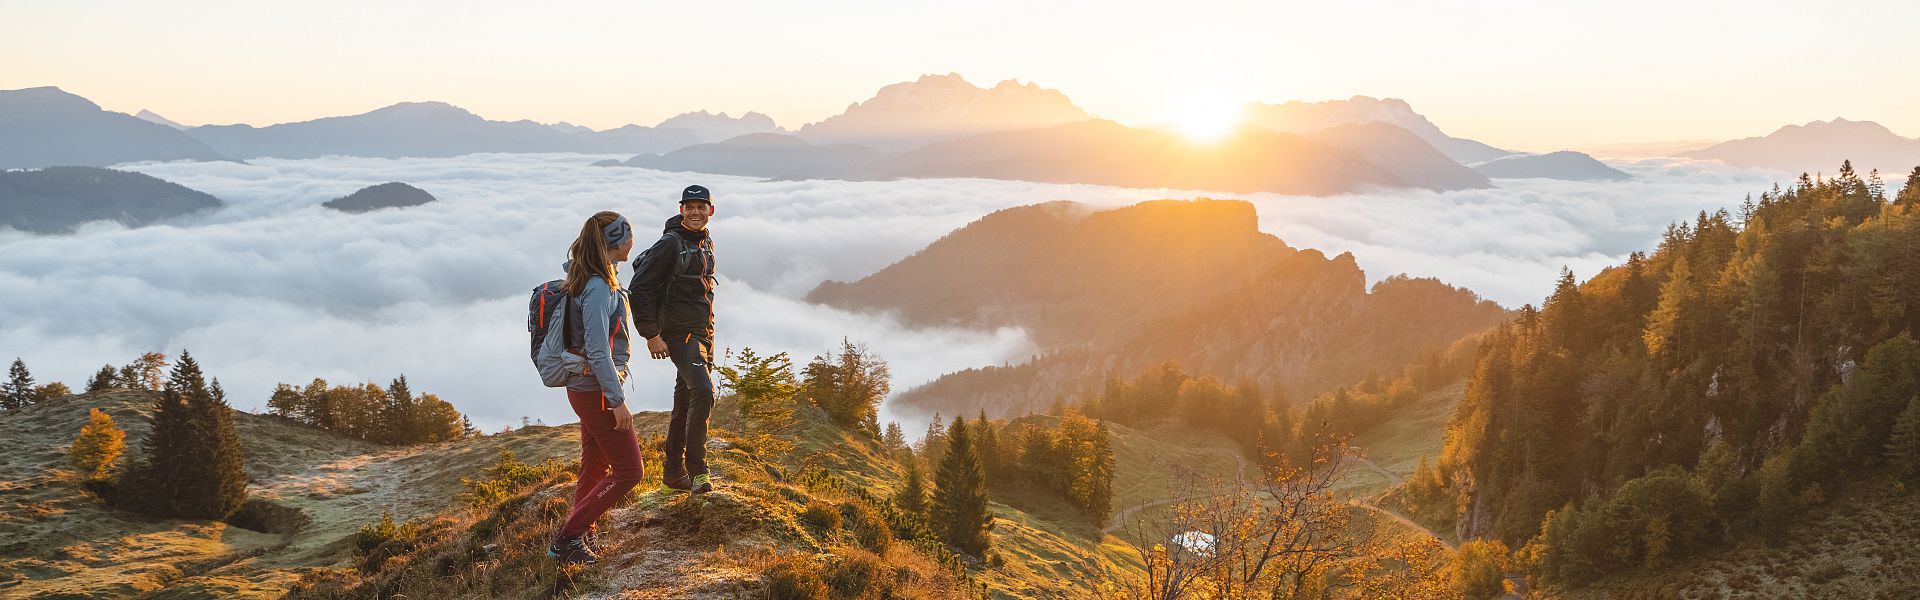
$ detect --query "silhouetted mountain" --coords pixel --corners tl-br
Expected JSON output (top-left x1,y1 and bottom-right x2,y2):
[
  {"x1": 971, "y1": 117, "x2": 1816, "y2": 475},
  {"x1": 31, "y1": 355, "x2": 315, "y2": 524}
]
[
  {"x1": 613, "y1": 119, "x2": 1476, "y2": 195},
  {"x1": 0, "y1": 87, "x2": 228, "y2": 169},
  {"x1": 0, "y1": 166, "x2": 222, "y2": 233},
  {"x1": 1680, "y1": 118, "x2": 1920, "y2": 175},
  {"x1": 890, "y1": 120, "x2": 1445, "y2": 195},
  {"x1": 619, "y1": 133, "x2": 882, "y2": 179},
  {"x1": 322, "y1": 182, "x2": 437, "y2": 213},
  {"x1": 546, "y1": 121, "x2": 594, "y2": 134},
  {"x1": 1240, "y1": 95, "x2": 1515, "y2": 164},
  {"x1": 1299, "y1": 122, "x2": 1492, "y2": 190},
  {"x1": 134, "y1": 109, "x2": 187, "y2": 130},
  {"x1": 184, "y1": 101, "x2": 702, "y2": 159},
  {"x1": 797, "y1": 73, "x2": 1091, "y2": 151},
  {"x1": 809, "y1": 199, "x2": 1508, "y2": 417},
  {"x1": 1471, "y1": 150, "x2": 1631, "y2": 181},
  {"x1": 656, "y1": 110, "x2": 785, "y2": 143}
]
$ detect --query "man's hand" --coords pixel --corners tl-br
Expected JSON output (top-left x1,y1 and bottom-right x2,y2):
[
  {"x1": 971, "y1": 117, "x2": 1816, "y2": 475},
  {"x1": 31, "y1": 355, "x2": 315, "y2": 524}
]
[
  {"x1": 648, "y1": 336, "x2": 669, "y2": 359},
  {"x1": 613, "y1": 403, "x2": 634, "y2": 431}
]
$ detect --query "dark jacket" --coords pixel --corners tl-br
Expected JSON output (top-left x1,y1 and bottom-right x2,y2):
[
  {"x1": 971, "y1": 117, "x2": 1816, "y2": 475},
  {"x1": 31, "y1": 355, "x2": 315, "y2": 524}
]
[{"x1": 629, "y1": 215, "x2": 715, "y2": 340}]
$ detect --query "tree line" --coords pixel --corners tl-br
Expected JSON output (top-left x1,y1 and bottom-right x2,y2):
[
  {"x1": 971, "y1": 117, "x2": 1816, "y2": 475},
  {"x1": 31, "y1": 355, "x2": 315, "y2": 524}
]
[
  {"x1": 1417, "y1": 163, "x2": 1920, "y2": 586},
  {"x1": 266, "y1": 375, "x2": 472, "y2": 445}
]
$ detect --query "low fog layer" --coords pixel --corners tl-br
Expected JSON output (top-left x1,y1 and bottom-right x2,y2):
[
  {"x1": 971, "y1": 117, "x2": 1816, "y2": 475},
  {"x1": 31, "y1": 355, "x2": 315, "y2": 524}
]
[{"x1": 0, "y1": 153, "x2": 1788, "y2": 431}]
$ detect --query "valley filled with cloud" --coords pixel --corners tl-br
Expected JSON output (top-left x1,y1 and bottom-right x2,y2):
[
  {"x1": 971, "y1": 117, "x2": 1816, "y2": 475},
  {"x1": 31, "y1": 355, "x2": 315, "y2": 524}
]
[{"x1": 0, "y1": 153, "x2": 1791, "y2": 431}]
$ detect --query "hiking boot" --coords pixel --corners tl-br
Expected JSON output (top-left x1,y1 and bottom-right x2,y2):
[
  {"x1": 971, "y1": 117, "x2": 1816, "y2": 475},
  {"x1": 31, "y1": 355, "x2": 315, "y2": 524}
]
[
  {"x1": 691, "y1": 473, "x2": 713, "y2": 494},
  {"x1": 582, "y1": 527, "x2": 604, "y2": 554},
  {"x1": 663, "y1": 470, "x2": 693, "y2": 492},
  {"x1": 546, "y1": 536, "x2": 598, "y2": 565}
]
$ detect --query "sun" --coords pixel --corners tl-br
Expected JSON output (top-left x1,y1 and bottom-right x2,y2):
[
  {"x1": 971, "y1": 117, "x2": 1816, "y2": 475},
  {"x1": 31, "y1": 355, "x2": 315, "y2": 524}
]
[{"x1": 1171, "y1": 93, "x2": 1243, "y2": 143}]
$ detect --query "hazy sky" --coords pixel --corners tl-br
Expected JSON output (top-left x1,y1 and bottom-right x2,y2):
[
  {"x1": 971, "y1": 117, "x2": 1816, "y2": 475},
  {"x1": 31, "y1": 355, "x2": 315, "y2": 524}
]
[{"x1": 4, "y1": 0, "x2": 1916, "y2": 150}]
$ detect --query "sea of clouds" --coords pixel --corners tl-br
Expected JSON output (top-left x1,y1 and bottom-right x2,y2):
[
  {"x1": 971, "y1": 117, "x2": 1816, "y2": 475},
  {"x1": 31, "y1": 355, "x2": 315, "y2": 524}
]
[{"x1": 0, "y1": 153, "x2": 1796, "y2": 432}]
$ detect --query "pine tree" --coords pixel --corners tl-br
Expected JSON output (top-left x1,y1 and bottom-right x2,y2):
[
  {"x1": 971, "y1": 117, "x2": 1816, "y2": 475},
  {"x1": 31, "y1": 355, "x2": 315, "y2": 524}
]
[
  {"x1": 383, "y1": 375, "x2": 416, "y2": 445},
  {"x1": 975, "y1": 410, "x2": 1000, "y2": 480},
  {"x1": 931, "y1": 416, "x2": 992, "y2": 556},
  {"x1": 86, "y1": 364, "x2": 118, "y2": 392},
  {"x1": 1898, "y1": 166, "x2": 1920, "y2": 207},
  {"x1": 122, "y1": 351, "x2": 247, "y2": 518},
  {"x1": 1888, "y1": 395, "x2": 1920, "y2": 480},
  {"x1": 1087, "y1": 421, "x2": 1116, "y2": 525},
  {"x1": 460, "y1": 415, "x2": 478, "y2": 437},
  {"x1": 4, "y1": 358, "x2": 36, "y2": 410},
  {"x1": 882, "y1": 422, "x2": 908, "y2": 454},
  {"x1": 70, "y1": 408, "x2": 125, "y2": 481},
  {"x1": 895, "y1": 456, "x2": 929, "y2": 517},
  {"x1": 719, "y1": 349, "x2": 799, "y2": 449}
]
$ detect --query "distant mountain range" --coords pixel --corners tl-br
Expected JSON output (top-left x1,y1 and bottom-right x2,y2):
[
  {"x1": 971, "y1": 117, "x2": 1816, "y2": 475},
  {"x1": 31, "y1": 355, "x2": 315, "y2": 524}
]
[
  {"x1": 183, "y1": 101, "x2": 702, "y2": 159},
  {"x1": 0, "y1": 87, "x2": 229, "y2": 170},
  {"x1": 1681, "y1": 118, "x2": 1920, "y2": 176},
  {"x1": 1471, "y1": 151, "x2": 1631, "y2": 181},
  {"x1": 657, "y1": 110, "x2": 786, "y2": 143},
  {"x1": 4, "y1": 79, "x2": 1771, "y2": 186},
  {"x1": 1239, "y1": 96, "x2": 1632, "y2": 181},
  {"x1": 619, "y1": 119, "x2": 1490, "y2": 195},
  {"x1": 134, "y1": 109, "x2": 188, "y2": 130},
  {"x1": 1240, "y1": 96, "x2": 1515, "y2": 164},
  {"x1": 0, "y1": 166, "x2": 222, "y2": 233},
  {"x1": 796, "y1": 73, "x2": 1091, "y2": 152},
  {"x1": 809, "y1": 199, "x2": 1509, "y2": 417}
]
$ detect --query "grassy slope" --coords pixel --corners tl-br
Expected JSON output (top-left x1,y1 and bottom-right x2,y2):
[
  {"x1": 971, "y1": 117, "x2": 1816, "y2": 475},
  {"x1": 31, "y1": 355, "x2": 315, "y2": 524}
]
[
  {"x1": 1549, "y1": 477, "x2": 1920, "y2": 599},
  {"x1": 2, "y1": 388, "x2": 1325, "y2": 599},
  {"x1": 0, "y1": 390, "x2": 614, "y2": 598}
]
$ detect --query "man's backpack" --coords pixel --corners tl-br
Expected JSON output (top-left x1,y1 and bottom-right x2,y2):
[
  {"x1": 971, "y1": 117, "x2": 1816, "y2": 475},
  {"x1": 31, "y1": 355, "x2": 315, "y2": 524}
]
[
  {"x1": 528, "y1": 279, "x2": 574, "y2": 387},
  {"x1": 631, "y1": 232, "x2": 708, "y2": 325}
]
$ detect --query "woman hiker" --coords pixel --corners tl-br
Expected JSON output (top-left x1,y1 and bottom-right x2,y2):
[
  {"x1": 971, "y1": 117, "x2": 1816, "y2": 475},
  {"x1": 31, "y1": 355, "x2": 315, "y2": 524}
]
[{"x1": 547, "y1": 210, "x2": 642, "y2": 565}]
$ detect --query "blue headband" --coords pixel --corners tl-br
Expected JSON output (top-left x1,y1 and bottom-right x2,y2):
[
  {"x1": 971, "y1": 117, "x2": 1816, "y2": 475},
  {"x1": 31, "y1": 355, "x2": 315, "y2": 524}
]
[{"x1": 603, "y1": 215, "x2": 631, "y2": 248}]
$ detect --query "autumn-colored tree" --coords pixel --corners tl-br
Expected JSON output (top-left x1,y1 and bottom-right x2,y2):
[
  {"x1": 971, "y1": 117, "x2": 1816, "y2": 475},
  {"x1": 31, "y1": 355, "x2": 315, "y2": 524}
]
[{"x1": 69, "y1": 408, "x2": 125, "y2": 481}]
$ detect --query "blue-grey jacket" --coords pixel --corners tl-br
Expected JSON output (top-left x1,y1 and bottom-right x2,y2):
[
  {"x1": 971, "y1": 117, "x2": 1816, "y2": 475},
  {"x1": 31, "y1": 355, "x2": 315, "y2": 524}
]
[{"x1": 560, "y1": 261, "x2": 632, "y2": 408}]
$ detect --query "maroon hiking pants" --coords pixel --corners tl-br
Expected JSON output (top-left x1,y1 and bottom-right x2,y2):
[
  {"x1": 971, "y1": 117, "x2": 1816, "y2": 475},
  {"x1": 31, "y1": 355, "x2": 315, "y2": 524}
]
[{"x1": 558, "y1": 388, "x2": 645, "y2": 539}]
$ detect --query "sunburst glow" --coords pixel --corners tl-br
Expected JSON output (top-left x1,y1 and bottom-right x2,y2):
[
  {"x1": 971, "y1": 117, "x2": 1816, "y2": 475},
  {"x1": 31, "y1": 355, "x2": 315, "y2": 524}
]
[{"x1": 1172, "y1": 93, "x2": 1243, "y2": 142}]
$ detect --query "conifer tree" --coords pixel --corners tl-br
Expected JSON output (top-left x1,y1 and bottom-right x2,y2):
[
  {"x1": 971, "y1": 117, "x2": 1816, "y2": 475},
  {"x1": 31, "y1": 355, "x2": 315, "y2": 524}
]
[
  {"x1": 1898, "y1": 166, "x2": 1920, "y2": 207},
  {"x1": 895, "y1": 456, "x2": 929, "y2": 517},
  {"x1": 86, "y1": 364, "x2": 119, "y2": 392},
  {"x1": 1887, "y1": 395, "x2": 1920, "y2": 481},
  {"x1": 882, "y1": 422, "x2": 908, "y2": 454},
  {"x1": 122, "y1": 351, "x2": 247, "y2": 518},
  {"x1": 3, "y1": 358, "x2": 35, "y2": 410},
  {"x1": 1086, "y1": 421, "x2": 1117, "y2": 524},
  {"x1": 975, "y1": 410, "x2": 1000, "y2": 480},
  {"x1": 932, "y1": 416, "x2": 992, "y2": 556},
  {"x1": 383, "y1": 375, "x2": 416, "y2": 445},
  {"x1": 70, "y1": 408, "x2": 125, "y2": 481}
]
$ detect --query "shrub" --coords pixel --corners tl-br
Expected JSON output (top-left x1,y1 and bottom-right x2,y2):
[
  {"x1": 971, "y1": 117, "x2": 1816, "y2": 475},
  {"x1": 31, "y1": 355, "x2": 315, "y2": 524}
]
[
  {"x1": 840, "y1": 501, "x2": 894, "y2": 553},
  {"x1": 765, "y1": 555, "x2": 830, "y2": 600},
  {"x1": 826, "y1": 549, "x2": 888, "y2": 599},
  {"x1": 801, "y1": 499, "x2": 842, "y2": 532},
  {"x1": 457, "y1": 450, "x2": 568, "y2": 508},
  {"x1": 227, "y1": 497, "x2": 310, "y2": 534},
  {"x1": 1452, "y1": 539, "x2": 1510, "y2": 599}
]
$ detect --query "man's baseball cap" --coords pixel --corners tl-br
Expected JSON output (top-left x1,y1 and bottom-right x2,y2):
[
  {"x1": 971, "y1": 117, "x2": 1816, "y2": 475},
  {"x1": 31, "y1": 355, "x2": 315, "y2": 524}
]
[{"x1": 681, "y1": 185, "x2": 712, "y2": 204}]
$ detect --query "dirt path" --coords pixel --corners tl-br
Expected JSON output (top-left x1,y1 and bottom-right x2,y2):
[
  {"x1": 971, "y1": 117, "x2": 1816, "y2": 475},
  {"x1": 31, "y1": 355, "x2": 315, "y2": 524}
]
[
  {"x1": 1101, "y1": 455, "x2": 1248, "y2": 535},
  {"x1": 1345, "y1": 498, "x2": 1455, "y2": 552}
]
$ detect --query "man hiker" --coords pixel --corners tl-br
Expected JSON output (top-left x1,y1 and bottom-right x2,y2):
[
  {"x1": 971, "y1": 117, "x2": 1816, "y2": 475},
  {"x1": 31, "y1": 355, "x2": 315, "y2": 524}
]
[{"x1": 630, "y1": 184, "x2": 718, "y2": 494}]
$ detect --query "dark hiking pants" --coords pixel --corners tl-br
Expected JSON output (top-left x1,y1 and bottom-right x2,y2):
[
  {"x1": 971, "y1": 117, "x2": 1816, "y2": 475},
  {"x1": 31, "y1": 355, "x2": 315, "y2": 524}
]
[{"x1": 663, "y1": 333, "x2": 716, "y2": 477}]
